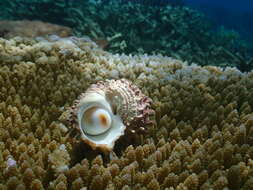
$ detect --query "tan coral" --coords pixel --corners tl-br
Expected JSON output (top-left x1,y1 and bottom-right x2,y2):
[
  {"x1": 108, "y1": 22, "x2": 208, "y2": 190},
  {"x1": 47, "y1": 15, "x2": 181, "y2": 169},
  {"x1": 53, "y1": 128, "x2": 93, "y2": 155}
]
[
  {"x1": 0, "y1": 20, "x2": 72, "y2": 39},
  {"x1": 65, "y1": 79, "x2": 154, "y2": 153},
  {"x1": 1, "y1": 37, "x2": 253, "y2": 190}
]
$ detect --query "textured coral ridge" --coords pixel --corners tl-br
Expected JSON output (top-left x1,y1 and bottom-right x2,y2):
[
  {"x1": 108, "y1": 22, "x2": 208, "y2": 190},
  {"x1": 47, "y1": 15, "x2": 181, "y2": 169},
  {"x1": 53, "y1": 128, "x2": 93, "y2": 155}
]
[
  {"x1": 65, "y1": 78, "x2": 154, "y2": 152},
  {"x1": 0, "y1": 37, "x2": 253, "y2": 190},
  {"x1": 0, "y1": 20, "x2": 72, "y2": 39}
]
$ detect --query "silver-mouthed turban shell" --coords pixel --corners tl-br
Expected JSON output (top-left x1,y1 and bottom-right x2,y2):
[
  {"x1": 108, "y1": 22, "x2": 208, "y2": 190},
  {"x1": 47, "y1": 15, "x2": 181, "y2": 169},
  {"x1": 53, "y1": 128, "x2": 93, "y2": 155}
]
[{"x1": 65, "y1": 79, "x2": 154, "y2": 153}]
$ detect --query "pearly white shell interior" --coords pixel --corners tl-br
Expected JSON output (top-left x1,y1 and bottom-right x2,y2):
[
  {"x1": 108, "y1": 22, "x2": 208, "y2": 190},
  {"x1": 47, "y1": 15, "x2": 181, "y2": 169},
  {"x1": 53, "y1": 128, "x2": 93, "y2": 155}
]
[
  {"x1": 77, "y1": 92, "x2": 126, "y2": 150},
  {"x1": 82, "y1": 107, "x2": 112, "y2": 135}
]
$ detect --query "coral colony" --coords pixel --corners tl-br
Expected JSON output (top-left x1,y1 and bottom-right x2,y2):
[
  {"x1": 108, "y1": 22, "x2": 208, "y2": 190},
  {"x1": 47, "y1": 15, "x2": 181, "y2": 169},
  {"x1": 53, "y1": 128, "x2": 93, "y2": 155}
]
[{"x1": 0, "y1": 36, "x2": 253, "y2": 189}]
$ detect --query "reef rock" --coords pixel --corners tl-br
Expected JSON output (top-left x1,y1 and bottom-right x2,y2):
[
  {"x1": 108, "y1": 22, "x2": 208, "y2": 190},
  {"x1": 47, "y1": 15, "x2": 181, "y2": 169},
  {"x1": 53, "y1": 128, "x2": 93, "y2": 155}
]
[{"x1": 0, "y1": 20, "x2": 72, "y2": 39}]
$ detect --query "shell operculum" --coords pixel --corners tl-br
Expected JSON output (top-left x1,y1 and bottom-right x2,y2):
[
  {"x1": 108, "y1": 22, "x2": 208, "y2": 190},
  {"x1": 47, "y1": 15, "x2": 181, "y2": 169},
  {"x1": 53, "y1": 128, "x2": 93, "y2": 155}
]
[{"x1": 64, "y1": 79, "x2": 154, "y2": 153}]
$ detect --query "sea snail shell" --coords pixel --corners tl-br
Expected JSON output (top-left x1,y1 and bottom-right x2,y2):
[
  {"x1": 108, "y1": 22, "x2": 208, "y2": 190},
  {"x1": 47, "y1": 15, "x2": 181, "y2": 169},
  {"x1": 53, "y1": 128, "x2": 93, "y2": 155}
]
[{"x1": 65, "y1": 79, "x2": 154, "y2": 153}]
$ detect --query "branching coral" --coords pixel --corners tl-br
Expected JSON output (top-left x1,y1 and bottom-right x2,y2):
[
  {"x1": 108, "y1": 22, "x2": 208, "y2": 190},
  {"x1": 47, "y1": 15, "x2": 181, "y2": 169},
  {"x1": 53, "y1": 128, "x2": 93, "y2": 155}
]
[
  {"x1": 0, "y1": 0, "x2": 72, "y2": 25},
  {"x1": 218, "y1": 46, "x2": 253, "y2": 72},
  {"x1": 0, "y1": 37, "x2": 253, "y2": 189}
]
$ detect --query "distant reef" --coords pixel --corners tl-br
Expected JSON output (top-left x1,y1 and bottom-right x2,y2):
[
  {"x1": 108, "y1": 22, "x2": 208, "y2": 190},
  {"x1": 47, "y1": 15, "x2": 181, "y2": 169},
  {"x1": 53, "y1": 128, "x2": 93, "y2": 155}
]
[
  {"x1": 0, "y1": 20, "x2": 72, "y2": 39},
  {"x1": 0, "y1": 0, "x2": 252, "y2": 71}
]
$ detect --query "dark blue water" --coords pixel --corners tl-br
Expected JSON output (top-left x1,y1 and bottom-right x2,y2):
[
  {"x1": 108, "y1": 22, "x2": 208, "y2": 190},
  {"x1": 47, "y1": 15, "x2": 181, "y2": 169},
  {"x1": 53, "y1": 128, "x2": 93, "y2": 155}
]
[
  {"x1": 185, "y1": 0, "x2": 253, "y2": 12},
  {"x1": 184, "y1": 0, "x2": 253, "y2": 51}
]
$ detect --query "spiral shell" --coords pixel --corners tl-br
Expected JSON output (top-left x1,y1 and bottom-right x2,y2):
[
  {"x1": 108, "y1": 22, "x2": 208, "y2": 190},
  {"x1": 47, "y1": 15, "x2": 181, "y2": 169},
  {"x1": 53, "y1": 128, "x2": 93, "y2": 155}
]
[{"x1": 65, "y1": 79, "x2": 154, "y2": 153}]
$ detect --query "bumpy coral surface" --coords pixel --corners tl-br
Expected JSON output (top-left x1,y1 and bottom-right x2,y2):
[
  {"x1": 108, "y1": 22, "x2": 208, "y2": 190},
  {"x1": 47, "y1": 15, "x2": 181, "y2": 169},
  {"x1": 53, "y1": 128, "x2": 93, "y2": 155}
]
[
  {"x1": 0, "y1": 36, "x2": 253, "y2": 190},
  {"x1": 0, "y1": 20, "x2": 72, "y2": 39}
]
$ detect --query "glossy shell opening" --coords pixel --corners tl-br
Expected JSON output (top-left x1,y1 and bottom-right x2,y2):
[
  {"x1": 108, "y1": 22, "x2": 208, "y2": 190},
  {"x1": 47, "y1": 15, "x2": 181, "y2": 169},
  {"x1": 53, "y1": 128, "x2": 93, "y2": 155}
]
[
  {"x1": 82, "y1": 107, "x2": 112, "y2": 135},
  {"x1": 77, "y1": 92, "x2": 126, "y2": 150}
]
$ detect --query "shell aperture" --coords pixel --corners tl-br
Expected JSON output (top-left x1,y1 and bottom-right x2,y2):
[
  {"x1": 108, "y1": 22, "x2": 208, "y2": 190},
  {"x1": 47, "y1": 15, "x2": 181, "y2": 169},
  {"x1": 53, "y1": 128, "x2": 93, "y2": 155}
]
[
  {"x1": 82, "y1": 107, "x2": 112, "y2": 135},
  {"x1": 75, "y1": 92, "x2": 126, "y2": 152}
]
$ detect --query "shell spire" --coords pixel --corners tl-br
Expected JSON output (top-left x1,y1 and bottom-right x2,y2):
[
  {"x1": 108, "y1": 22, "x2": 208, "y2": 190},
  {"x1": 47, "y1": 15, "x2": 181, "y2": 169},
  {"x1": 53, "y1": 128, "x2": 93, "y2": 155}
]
[{"x1": 63, "y1": 79, "x2": 154, "y2": 153}]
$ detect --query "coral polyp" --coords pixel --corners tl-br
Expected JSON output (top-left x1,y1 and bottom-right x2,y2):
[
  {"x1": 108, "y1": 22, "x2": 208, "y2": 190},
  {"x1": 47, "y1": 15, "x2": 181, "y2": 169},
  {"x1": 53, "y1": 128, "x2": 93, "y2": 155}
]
[{"x1": 65, "y1": 79, "x2": 154, "y2": 153}]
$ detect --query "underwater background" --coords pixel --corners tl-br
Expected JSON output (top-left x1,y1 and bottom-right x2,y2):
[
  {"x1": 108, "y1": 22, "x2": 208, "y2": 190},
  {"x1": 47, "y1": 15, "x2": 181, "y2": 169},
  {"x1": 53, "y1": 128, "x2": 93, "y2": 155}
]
[
  {"x1": 185, "y1": 0, "x2": 253, "y2": 54},
  {"x1": 0, "y1": 0, "x2": 252, "y2": 71},
  {"x1": 1, "y1": 1, "x2": 253, "y2": 190}
]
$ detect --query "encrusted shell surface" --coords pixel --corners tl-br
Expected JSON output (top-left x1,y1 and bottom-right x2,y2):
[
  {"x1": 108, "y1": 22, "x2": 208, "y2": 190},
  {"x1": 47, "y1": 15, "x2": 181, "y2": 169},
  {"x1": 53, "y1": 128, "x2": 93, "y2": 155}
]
[{"x1": 65, "y1": 79, "x2": 154, "y2": 153}]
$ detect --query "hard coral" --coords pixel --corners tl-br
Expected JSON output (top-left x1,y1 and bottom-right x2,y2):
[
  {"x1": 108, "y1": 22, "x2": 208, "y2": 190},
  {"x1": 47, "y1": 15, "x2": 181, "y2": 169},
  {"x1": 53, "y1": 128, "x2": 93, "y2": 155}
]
[
  {"x1": 0, "y1": 20, "x2": 72, "y2": 39},
  {"x1": 0, "y1": 37, "x2": 253, "y2": 189}
]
